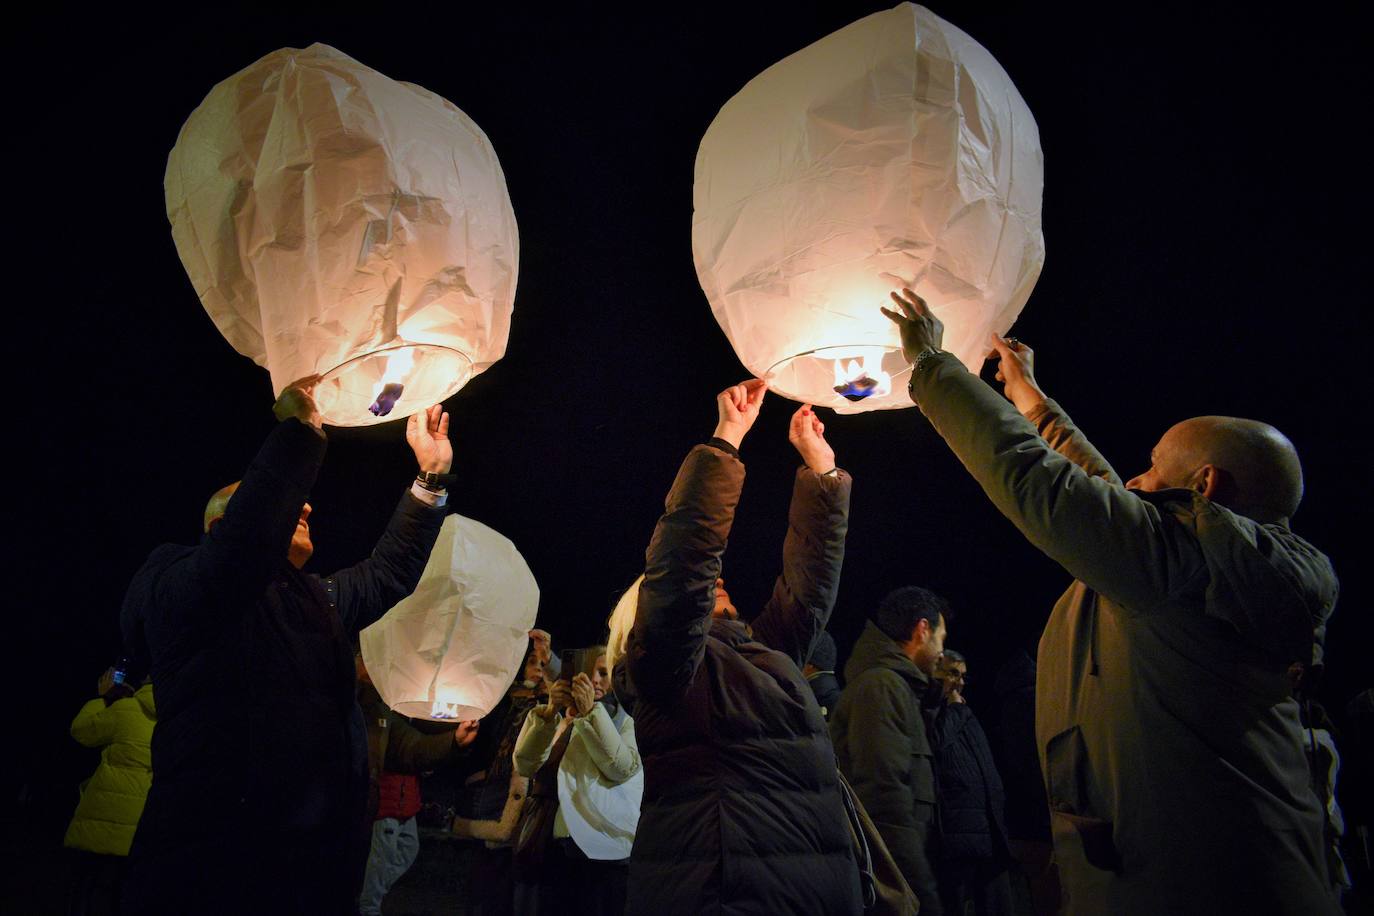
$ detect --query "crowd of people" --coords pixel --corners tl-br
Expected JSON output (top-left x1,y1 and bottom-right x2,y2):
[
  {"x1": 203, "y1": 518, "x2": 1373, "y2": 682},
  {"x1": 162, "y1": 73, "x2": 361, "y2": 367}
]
[{"x1": 59, "y1": 289, "x2": 1369, "y2": 914}]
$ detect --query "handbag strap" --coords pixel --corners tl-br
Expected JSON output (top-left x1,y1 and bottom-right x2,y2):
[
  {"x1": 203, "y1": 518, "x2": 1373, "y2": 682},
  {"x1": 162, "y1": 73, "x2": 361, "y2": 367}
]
[{"x1": 837, "y1": 770, "x2": 878, "y2": 909}]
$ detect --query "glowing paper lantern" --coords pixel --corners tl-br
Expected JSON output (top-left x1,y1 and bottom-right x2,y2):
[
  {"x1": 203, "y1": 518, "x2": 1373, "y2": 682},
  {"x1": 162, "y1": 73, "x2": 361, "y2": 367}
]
[
  {"x1": 166, "y1": 44, "x2": 518, "y2": 426},
  {"x1": 360, "y1": 514, "x2": 539, "y2": 722},
  {"x1": 692, "y1": 3, "x2": 1044, "y2": 413}
]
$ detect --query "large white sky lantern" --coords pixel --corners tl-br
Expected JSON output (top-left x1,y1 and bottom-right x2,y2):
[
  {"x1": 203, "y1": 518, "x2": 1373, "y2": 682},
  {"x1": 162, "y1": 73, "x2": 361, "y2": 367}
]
[
  {"x1": 360, "y1": 514, "x2": 539, "y2": 722},
  {"x1": 692, "y1": 4, "x2": 1044, "y2": 413},
  {"x1": 166, "y1": 44, "x2": 519, "y2": 426}
]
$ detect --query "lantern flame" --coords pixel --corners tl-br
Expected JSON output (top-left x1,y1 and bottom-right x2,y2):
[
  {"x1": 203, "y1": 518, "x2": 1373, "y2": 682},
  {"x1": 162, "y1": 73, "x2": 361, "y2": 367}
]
[
  {"x1": 430, "y1": 699, "x2": 460, "y2": 719},
  {"x1": 368, "y1": 348, "x2": 416, "y2": 417},
  {"x1": 829, "y1": 349, "x2": 891, "y2": 402}
]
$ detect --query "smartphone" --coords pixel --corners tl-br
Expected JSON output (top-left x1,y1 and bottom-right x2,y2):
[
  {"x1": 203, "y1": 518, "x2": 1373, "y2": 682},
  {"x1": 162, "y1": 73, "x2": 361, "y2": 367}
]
[
  {"x1": 559, "y1": 649, "x2": 577, "y2": 683},
  {"x1": 112, "y1": 657, "x2": 132, "y2": 687}
]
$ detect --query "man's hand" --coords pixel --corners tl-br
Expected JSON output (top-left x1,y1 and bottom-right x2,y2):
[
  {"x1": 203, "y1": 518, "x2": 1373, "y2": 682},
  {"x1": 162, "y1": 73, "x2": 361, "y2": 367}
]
[
  {"x1": 788, "y1": 405, "x2": 836, "y2": 474},
  {"x1": 273, "y1": 376, "x2": 323, "y2": 429},
  {"x1": 407, "y1": 404, "x2": 452, "y2": 474},
  {"x1": 713, "y1": 379, "x2": 768, "y2": 449},
  {"x1": 880, "y1": 288, "x2": 944, "y2": 363},
  {"x1": 453, "y1": 720, "x2": 480, "y2": 748},
  {"x1": 988, "y1": 334, "x2": 1046, "y2": 416},
  {"x1": 570, "y1": 673, "x2": 597, "y2": 717},
  {"x1": 97, "y1": 667, "x2": 116, "y2": 696}
]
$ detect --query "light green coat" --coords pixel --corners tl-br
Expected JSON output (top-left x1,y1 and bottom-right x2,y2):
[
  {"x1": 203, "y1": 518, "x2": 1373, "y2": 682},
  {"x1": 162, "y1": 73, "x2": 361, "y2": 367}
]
[
  {"x1": 64, "y1": 684, "x2": 156, "y2": 856},
  {"x1": 912, "y1": 353, "x2": 1338, "y2": 916}
]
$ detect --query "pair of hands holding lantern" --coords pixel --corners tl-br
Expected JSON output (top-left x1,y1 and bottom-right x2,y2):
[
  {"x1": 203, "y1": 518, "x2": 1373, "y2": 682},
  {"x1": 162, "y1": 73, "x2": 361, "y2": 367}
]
[
  {"x1": 271, "y1": 376, "x2": 454, "y2": 474},
  {"x1": 714, "y1": 379, "x2": 837, "y2": 474},
  {"x1": 881, "y1": 287, "x2": 1047, "y2": 416}
]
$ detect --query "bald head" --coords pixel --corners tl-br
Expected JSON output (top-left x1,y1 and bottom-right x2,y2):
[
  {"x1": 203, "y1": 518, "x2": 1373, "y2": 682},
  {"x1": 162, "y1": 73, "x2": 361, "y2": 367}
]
[
  {"x1": 1129, "y1": 416, "x2": 1304, "y2": 524},
  {"x1": 204, "y1": 482, "x2": 240, "y2": 533}
]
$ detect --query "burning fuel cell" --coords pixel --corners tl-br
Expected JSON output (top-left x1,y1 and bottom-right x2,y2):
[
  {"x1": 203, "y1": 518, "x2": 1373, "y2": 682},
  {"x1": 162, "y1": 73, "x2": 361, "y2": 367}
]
[
  {"x1": 166, "y1": 44, "x2": 519, "y2": 426},
  {"x1": 692, "y1": 4, "x2": 1044, "y2": 413}
]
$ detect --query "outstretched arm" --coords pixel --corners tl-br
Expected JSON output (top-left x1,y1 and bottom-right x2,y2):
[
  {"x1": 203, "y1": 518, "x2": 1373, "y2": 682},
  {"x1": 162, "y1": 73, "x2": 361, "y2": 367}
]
[
  {"x1": 884, "y1": 290, "x2": 1201, "y2": 612},
  {"x1": 988, "y1": 335, "x2": 1121, "y2": 484},
  {"x1": 751, "y1": 405, "x2": 852, "y2": 667},
  {"x1": 328, "y1": 405, "x2": 451, "y2": 633},
  {"x1": 624, "y1": 381, "x2": 766, "y2": 702}
]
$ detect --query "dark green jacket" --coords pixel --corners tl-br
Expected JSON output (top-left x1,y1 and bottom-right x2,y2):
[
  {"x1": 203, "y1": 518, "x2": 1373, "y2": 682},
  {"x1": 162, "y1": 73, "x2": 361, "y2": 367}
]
[
  {"x1": 911, "y1": 352, "x2": 1339, "y2": 916},
  {"x1": 830, "y1": 620, "x2": 937, "y2": 891}
]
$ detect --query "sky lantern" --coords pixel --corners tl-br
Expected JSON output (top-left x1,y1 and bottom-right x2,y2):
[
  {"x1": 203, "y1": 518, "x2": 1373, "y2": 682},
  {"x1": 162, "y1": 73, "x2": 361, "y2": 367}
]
[
  {"x1": 360, "y1": 515, "x2": 539, "y2": 722},
  {"x1": 692, "y1": 3, "x2": 1044, "y2": 413},
  {"x1": 166, "y1": 44, "x2": 518, "y2": 426}
]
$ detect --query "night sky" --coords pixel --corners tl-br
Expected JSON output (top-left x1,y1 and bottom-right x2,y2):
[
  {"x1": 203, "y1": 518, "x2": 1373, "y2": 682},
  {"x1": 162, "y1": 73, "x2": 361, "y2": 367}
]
[{"x1": 13, "y1": 3, "x2": 1368, "y2": 838}]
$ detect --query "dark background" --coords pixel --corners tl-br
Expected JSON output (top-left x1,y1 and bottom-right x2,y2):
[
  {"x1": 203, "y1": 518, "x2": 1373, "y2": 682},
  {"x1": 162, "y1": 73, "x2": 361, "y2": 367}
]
[{"x1": 8, "y1": 1, "x2": 1368, "y2": 854}]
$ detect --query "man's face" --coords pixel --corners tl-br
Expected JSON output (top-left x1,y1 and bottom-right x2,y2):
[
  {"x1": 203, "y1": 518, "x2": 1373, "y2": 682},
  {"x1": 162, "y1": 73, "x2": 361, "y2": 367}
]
[
  {"x1": 913, "y1": 614, "x2": 947, "y2": 675},
  {"x1": 936, "y1": 656, "x2": 967, "y2": 700},
  {"x1": 1126, "y1": 422, "x2": 1202, "y2": 493},
  {"x1": 712, "y1": 578, "x2": 738, "y2": 620},
  {"x1": 288, "y1": 503, "x2": 314, "y2": 568}
]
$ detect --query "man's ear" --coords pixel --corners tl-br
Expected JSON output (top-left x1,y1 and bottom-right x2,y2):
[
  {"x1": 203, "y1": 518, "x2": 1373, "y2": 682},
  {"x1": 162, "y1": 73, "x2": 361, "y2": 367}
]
[
  {"x1": 912, "y1": 617, "x2": 930, "y2": 644},
  {"x1": 1194, "y1": 464, "x2": 1223, "y2": 500}
]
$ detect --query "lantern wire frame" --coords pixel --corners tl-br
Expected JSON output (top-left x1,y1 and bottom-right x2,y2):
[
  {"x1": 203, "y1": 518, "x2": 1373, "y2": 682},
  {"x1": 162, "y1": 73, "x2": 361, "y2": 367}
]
[
  {"x1": 766, "y1": 344, "x2": 913, "y2": 412},
  {"x1": 313, "y1": 343, "x2": 473, "y2": 427}
]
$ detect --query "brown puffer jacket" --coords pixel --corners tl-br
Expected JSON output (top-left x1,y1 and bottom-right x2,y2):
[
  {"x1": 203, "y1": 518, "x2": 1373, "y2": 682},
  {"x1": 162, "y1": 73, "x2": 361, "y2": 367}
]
[{"x1": 615, "y1": 442, "x2": 862, "y2": 916}]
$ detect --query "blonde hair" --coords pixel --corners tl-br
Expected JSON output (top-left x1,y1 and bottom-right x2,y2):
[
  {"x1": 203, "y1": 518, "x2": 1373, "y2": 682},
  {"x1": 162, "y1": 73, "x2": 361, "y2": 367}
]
[{"x1": 605, "y1": 575, "x2": 644, "y2": 674}]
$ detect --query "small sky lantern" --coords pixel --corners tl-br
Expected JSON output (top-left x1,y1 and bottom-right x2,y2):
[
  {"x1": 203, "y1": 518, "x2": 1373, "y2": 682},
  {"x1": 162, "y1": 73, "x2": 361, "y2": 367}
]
[
  {"x1": 692, "y1": 3, "x2": 1044, "y2": 413},
  {"x1": 166, "y1": 44, "x2": 519, "y2": 426},
  {"x1": 360, "y1": 515, "x2": 539, "y2": 723}
]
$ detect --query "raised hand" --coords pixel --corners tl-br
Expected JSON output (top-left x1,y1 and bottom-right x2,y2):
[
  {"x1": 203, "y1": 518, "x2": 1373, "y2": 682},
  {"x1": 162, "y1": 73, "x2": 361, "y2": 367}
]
[
  {"x1": 272, "y1": 375, "x2": 323, "y2": 429},
  {"x1": 880, "y1": 288, "x2": 944, "y2": 363},
  {"x1": 713, "y1": 379, "x2": 769, "y2": 449},
  {"x1": 788, "y1": 405, "x2": 835, "y2": 474},
  {"x1": 570, "y1": 673, "x2": 597, "y2": 717},
  {"x1": 406, "y1": 404, "x2": 452, "y2": 474},
  {"x1": 988, "y1": 334, "x2": 1046, "y2": 416},
  {"x1": 453, "y1": 719, "x2": 480, "y2": 748}
]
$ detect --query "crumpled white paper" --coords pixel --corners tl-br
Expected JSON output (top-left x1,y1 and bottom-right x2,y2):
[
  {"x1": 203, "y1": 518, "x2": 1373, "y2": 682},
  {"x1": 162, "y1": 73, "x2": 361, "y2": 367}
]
[
  {"x1": 692, "y1": 3, "x2": 1044, "y2": 413},
  {"x1": 166, "y1": 43, "x2": 519, "y2": 426},
  {"x1": 557, "y1": 720, "x2": 643, "y2": 860},
  {"x1": 360, "y1": 514, "x2": 539, "y2": 722}
]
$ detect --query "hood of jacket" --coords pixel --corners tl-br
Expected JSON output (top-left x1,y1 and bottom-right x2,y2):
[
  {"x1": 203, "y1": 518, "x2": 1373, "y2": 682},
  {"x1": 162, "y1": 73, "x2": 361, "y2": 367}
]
[
  {"x1": 1153, "y1": 490, "x2": 1338, "y2": 665},
  {"x1": 843, "y1": 619, "x2": 930, "y2": 691}
]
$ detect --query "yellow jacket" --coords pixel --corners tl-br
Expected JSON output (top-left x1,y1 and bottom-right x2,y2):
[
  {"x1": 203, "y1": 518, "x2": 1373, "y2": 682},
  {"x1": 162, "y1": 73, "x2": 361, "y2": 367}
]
[{"x1": 64, "y1": 684, "x2": 156, "y2": 856}]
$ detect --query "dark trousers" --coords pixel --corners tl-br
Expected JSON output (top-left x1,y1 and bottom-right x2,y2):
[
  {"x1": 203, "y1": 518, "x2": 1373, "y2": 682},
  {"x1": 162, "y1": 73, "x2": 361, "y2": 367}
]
[
  {"x1": 514, "y1": 837, "x2": 628, "y2": 916},
  {"x1": 939, "y1": 859, "x2": 1015, "y2": 916}
]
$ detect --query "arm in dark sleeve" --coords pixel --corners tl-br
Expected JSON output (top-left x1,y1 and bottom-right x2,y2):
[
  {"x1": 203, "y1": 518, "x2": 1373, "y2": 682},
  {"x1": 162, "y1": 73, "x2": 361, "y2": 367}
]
[
  {"x1": 384, "y1": 712, "x2": 466, "y2": 774},
  {"x1": 751, "y1": 466, "x2": 852, "y2": 667},
  {"x1": 138, "y1": 418, "x2": 327, "y2": 623},
  {"x1": 839, "y1": 672, "x2": 926, "y2": 887},
  {"x1": 909, "y1": 354, "x2": 1203, "y2": 612},
  {"x1": 325, "y1": 490, "x2": 447, "y2": 634},
  {"x1": 625, "y1": 443, "x2": 744, "y2": 703}
]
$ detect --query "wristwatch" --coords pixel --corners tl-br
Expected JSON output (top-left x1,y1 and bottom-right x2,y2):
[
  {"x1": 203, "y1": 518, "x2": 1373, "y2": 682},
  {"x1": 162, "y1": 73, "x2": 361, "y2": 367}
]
[{"x1": 415, "y1": 471, "x2": 447, "y2": 492}]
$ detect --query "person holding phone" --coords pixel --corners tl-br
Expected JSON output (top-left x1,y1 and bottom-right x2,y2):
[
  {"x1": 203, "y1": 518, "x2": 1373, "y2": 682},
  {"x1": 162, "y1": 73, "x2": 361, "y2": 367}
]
[{"x1": 511, "y1": 646, "x2": 642, "y2": 915}]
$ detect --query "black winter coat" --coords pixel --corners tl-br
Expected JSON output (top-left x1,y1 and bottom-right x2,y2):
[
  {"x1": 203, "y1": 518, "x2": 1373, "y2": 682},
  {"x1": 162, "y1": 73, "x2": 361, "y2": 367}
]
[
  {"x1": 931, "y1": 701, "x2": 1010, "y2": 862},
  {"x1": 616, "y1": 442, "x2": 862, "y2": 916},
  {"x1": 120, "y1": 418, "x2": 445, "y2": 915}
]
